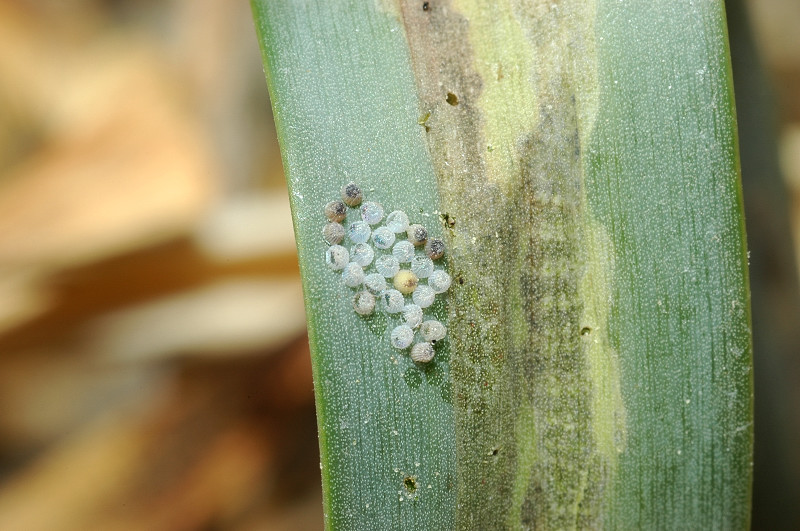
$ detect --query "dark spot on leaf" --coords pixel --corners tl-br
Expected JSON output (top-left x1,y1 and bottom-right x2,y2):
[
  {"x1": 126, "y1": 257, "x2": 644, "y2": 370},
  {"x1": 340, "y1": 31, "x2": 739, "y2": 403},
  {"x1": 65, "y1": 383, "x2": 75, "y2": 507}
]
[
  {"x1": 404, "y1": 475, "x2": 417, "y2": 493},
  {"x1": 580, "y1": 326, "x2": 592, "y2": 336},
  {"x1": 446, "y1": 92, "x2": 459, "y2": 106},
  {"x1": 439, "y1": 212, "x2": 456, "y2": 229},
  {"x1": 422, "y1": 1, "x2": 429, "y2": 11},
  {"x1": 418, "y1": 111, "x2": 431, "y2": 132}
]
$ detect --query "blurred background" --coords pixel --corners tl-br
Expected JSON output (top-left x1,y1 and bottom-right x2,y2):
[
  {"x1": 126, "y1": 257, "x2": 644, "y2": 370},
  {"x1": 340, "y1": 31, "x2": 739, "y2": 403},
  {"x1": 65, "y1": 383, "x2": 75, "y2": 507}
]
[{"x1": 0, "y1": 0, "x2": 796, "y2": 529}]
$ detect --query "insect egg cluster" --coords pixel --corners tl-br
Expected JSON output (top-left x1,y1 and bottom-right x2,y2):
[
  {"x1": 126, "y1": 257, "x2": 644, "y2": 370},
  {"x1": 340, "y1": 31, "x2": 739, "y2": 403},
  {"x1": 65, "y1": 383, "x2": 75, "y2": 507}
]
[{"x1": 322, "y1": 182, "x2": 450, "y2": 363}]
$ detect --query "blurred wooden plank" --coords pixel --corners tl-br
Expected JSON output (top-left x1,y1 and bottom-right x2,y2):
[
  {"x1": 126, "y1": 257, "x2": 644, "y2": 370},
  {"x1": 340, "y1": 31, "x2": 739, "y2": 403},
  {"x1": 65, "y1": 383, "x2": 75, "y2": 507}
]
[
  {"x1": 0, "y1": 349, "x2": 320, "y2": 531},
  {"x1": 0, "y1": 237, "x2": 300, "y2": 353},
  {"x1": 91, "y1": 278, "x2": 306, "y2": 362},
  {"x1": 0, "y1": 75, "x2": 216, "y2": 270},
  {"x1": 95, "y1": 426, "x2": 272, "y2": 531},
  {"x1": 194, "y1": 194, "x2": 296, "y2": 261},
  {"x1": 0, "y1": 387, "x2": 177, "y2": 531},
  {"x1": 0, "y1": 354, "x2": 165, "y2": 458},
  {"x1": 0, "y1": 270, "x2": 51, "y2": 335}
]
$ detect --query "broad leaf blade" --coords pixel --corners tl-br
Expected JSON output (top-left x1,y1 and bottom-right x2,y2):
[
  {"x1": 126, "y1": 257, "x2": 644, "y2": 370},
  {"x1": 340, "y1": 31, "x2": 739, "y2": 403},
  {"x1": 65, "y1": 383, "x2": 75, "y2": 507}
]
[{"x1": 252, "y1": 1, "x2": 752, "y2": 529}]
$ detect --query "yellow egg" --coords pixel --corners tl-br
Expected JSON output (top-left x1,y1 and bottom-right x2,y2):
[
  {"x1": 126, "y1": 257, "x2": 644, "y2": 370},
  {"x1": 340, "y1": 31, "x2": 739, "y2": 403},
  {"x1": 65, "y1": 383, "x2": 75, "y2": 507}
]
[{"x1": 393, "y1": 269, "x2": 419, "y2": 294}]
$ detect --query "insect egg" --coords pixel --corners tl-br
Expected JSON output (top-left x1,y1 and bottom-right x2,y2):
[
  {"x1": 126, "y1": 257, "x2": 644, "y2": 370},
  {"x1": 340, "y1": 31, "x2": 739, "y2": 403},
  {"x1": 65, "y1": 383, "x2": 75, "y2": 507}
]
[
  {"x1": 372, "y1": 226, "x2": 395, "y2": 249},
  {"x1": 410, "y1": 256, "x2": 434, "y2": 279},
  {"x1": 402, "y1": 304, "x2": 423, "y2": 329},
  {"x1": 350, "y1": 243, "x2": 375, "y2": 267},
  {"x1": 325, "y1": 245, "x2": 349, "y2": 270},
  {"x1": 381, "y1": 289, "x2": 405, "y2": 313},
  {"x1": 392, "y1": 240, "x2": 415, "y2": 263},
  {"x1": 324, "y1": 190, "x2": 451, "y2": 348},
  {"x1": 341, "y1": 182, "x2": 363, "y2": 206},
  {"x1": 361, "y1": 201, "x2": 385, "y2": 225},
  {"x1": 428, "y1": 269, "x2": 452, "y2": 293},
  {"x1": 364, "y1": 273, "x2": 388, "y2": 294},
  {"x1": 385, "y1": 210, "x2": 410, "y2": 233},
  {"x1": 425, "y1": 238, "x2": 445, "y2": 260},
  {"x1": 412, "y1": 284, "x2": 435, "y2": 308},
  {"x1": 348, "y1": 221, "x2": 371, "y2": 244},
  {"x1": 324, "y1": 200, "x2": 347, "y2": 222},
  {"x1": 390, "y1": 325, "x2": 414, "y2": 349},
  {"x1": 420, "y1": 320, "x2": 447, "y2": 342},
  {"x1": 342, "y1": 262, "x2": 365, "y2": 287},
  {"x1": 410, "y1": 342, "x2": 435, "y2": 363},
  {"x1": 393, "y1": 269, "x2": 419, "y2": 294},
  {"x1": 375, "y1": 255, "x2": 400, "y2": 278},
  {"x1": 322, "y1": 222, "x2": 345, "y2": 245},
  {"x1": 407, "y1": 224, "x2": 428, "y2": 246},
  {"x1": 353, "y1": 290, "x2": 376, "y2": 315}
]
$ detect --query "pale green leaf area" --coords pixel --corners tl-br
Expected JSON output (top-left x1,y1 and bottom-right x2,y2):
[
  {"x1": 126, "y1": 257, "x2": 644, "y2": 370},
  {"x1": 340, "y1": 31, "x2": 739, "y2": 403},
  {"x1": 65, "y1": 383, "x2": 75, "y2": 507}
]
[
  {"x1": 252, "y1": 0, "x2": 752, "y2": 529},
  {"x1": 589, "y1": 4, "x2": 752, "y2": 529}
]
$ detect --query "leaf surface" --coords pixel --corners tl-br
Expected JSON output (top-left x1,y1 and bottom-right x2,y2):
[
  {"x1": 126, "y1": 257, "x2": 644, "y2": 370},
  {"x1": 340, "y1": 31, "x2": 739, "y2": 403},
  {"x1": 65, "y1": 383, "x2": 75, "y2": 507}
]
[{"x1": 252, "y1": 1, "x2": 752, "y2": 529}]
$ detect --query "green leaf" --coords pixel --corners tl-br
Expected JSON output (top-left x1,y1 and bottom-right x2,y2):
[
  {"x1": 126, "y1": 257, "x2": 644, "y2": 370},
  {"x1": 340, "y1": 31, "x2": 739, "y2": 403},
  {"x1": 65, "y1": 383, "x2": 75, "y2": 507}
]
[{"x1": 251, "y1": 1, "x2": 752, "y2": 529}]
